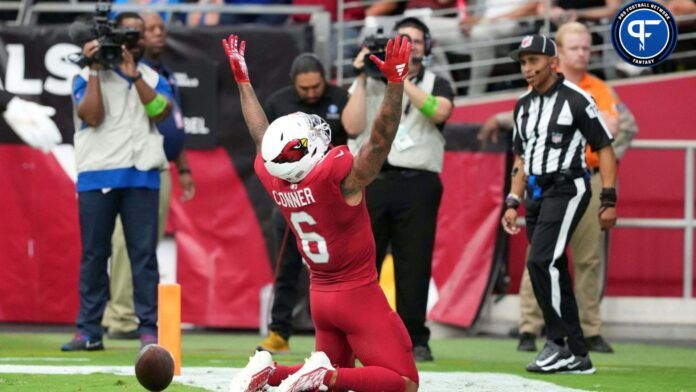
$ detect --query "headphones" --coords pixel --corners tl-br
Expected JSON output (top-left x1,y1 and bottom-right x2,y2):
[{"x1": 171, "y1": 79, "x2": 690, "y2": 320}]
[{"x1": 393, "y1": 17, "x2": 432, "y2": 57}]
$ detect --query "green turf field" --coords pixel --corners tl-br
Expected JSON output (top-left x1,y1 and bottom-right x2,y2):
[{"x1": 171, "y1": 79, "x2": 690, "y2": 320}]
[{"x1": 0, "y1": 331, "x2": 694, "y2": 391}]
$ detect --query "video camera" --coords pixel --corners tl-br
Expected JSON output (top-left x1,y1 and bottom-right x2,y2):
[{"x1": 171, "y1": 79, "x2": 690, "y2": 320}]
[
  {"x1": 362, "y1": 28, "x2": 390, "y2": 79},
  {"x1": 69, "y1": 1, "x2": 141, "y2": 69}
]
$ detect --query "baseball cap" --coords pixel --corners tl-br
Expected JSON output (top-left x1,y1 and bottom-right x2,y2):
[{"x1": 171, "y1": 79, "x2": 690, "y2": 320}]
[{"x1": 509, "y1": 34, "x2": 557, "y2": 62}]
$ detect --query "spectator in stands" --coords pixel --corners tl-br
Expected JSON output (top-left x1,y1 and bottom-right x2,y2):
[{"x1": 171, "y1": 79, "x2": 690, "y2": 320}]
[
  {"x1": 188, "y1": 0, "x2": 290, "y2": 26},
  {"x1": 112, "y1": 0, "x2": 187, "y2": 24},
  {"x1": 364, "y1": 0, "x2": 408, "y2": 18},
  {"x1": 256, "y1": 53, "x2": 349, "y2": 354},
  {"x1": 461, "y1": 0, "x2": 539, "y2": 95},
  {"x1": 101, "y1": 11, "x2": 196, "y2": 340},
  {"x1": 365, "y1": 0, "x2": 456, "y2": 18},
  {"x1": 0, "y1": 91, "x2": 61, "y2": 152},
  {"x1": 292, "y1": 0, "x2": 365, "y2": 22},
  {"x1": 665, "y1": 0, "x2": 696, "y2": 19},
  {"x1": 538, "y1": 0, "x2": 620, "y2": 26},
  {"x1": 291, "y1": 0, "x2": 365, "y2": 73},
  {"x1": 61, "y1": 12, "x2": 172, "y2": 352},
  {"x1": 479, "y1": 22, "x2": 637, "y2": 354},
  {"x1": 537, "y1": 0, "x2": 621, "y2": 78},
  {"x1": 342, "y1": 16, "x2": 454, "y2": 362}
]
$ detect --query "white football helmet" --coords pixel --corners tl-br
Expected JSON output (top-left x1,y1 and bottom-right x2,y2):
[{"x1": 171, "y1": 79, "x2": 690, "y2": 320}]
[{"x1": 261, "y1": 112, "x2": 332, "y2": 183}]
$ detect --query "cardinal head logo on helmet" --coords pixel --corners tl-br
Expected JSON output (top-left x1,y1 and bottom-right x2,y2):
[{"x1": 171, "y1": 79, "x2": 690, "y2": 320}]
[{"x1": 271, "y1": 138, "x2": 309, "y2": 164}]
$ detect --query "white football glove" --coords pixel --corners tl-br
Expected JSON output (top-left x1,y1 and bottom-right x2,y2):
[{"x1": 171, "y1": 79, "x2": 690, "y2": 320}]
[{"x1": 4, "y1": 96, "x2": 62, "y2": 153}]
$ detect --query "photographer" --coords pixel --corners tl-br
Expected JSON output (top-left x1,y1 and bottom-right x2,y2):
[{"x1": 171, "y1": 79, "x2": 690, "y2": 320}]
[
  {"x1": 342, "y1": 16, "x2": 454, "y2": 362},
  {"x1": 101, "y1": 11, "x2": 196, "y2": 341},
  {"x1": 61, "y1": 12, "x2": 172, "y2": 352}
]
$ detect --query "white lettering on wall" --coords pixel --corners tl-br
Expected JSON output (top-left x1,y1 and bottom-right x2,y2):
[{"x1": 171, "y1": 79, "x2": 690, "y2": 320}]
[
  {"x1": 44, "y1": 43, "x2": 81, "y2": 95},
  {"x1": 3, "y1": 43, "x2": 81, "y2": 96},
  {"x1": 184, "y1": 117, "x2": 210, "y2": 135},
  {"x1": 6, "y1": 44, "x2": 42, "y2": 94}
]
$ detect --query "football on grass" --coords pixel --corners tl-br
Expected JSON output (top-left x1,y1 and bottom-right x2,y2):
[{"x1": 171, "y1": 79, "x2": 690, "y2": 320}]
[{"x1": 135, "y1": 344, "x2": 175, "y2": 391}]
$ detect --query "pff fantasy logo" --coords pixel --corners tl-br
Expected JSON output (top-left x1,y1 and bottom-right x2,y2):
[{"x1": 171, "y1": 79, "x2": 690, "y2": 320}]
[{"x1": 611, "y1": 1, "x2": 678, "y2": 67}]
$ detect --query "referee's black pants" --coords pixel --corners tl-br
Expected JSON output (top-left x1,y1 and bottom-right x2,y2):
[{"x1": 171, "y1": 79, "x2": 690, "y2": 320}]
[
  {"x1": 366, "y1": 170, "x2": 443, "y2": 348},
  {"x1": 525, "y1": 175, "x2": 591, "y2": 356}
]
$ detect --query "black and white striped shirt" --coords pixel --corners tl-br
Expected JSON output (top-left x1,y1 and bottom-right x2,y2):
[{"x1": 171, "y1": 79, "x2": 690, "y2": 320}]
[{"x1": 512, "y1": 75, "x2": 613, "y2": 176}]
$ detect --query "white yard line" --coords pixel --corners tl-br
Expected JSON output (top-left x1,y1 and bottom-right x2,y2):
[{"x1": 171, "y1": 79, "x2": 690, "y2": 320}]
[
  {"x1": 0, "y1": 357, "x2": 90, "y2": 362},
  {"x1": 0, "y1": 365, "x2": 584, "y2": 391}
]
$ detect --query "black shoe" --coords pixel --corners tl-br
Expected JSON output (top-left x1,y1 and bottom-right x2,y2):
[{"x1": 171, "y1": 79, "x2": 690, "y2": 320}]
[
  {"x1": 585, "y1": 335, "x2": 614, "y2": 353},
  {"x1": 107, "y1": 329, "x2": 139, "y2": 340},
  {"x1": 61, "y1": 333, "x2": 104, "y2": 352},
  {"x1": 517, "y1": 333, "x2": 537, "y2": 352},
  {"x1": 413, "y1": 344, "x2": 434, "y2": 362},
  {"x1": 525, "y1": 341, "x2": 574, "y2": 373},
  {"x1": 558, "y1": 354, "x2": 596, "y2": 374}
]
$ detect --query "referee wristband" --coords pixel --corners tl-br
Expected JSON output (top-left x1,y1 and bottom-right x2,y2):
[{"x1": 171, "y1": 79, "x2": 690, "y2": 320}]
[
  {"x1": 504, "y1": 193, "x2": 521, "y2": 211},
  {"x1": 144, "y1": 94, "x2": 168, "y2": 117},
  {"x1": 600, "y1": 187, "x2": 617, "y2": 208},
  {"x1": 419, "y1": 94, "x2": 439, "y2": 118}
]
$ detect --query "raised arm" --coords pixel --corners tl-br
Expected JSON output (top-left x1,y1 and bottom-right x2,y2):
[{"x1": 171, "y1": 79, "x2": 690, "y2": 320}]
[
  {"x1": 341, "y1": 36, "x2": 411, "y2": 206},
  {"x1": 222, "y1": 34, "x2": 269, "y2": 151},
  {"x1": 76, "y1": 40, "x2": 105, "y2": 127}
]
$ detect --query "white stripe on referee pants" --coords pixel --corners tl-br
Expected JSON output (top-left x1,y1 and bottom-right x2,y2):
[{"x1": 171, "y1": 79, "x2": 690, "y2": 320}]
[{"x1": 549, "y1": 176, "x2": 587, "y2": 316}]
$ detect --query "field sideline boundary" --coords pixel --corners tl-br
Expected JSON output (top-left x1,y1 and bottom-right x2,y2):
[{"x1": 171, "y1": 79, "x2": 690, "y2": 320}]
[{"x1": 0, "y1": 364, "x2": 584, "y2": 392}]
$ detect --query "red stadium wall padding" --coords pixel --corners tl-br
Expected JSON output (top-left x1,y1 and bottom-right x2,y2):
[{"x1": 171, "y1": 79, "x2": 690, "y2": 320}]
[
  {"x1": 167, "y1": 148, "x2": 273, "y2": 327},
  {"x1": 449, "y1": 73, "x2": 696, "y2": 138},
  {"x1": 608, "y1": 75, "x2": 695, "y2": 296},
  {"x1": 429, "y1": 152, "x2": 505, "y2": 327},
  {"x1": 0, "y1": 145, "x2": 274, "y2": 327},
  {"x1": 0, "y1": 145, "x2": 80, "y2": 322}
]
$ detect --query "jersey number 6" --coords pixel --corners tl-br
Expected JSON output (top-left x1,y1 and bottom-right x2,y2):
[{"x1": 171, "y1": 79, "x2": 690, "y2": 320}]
[{"x1": 290, "y1": 211, "x2": 329, "y2": 264}]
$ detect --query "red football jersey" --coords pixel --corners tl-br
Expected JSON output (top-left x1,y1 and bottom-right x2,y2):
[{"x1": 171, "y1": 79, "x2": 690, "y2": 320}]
[{"x1": 255, "y1": 146, "x2": 378, "y2": 291}]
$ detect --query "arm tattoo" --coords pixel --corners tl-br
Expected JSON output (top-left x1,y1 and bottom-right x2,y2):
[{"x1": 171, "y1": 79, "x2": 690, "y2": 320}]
[
  {"x1": 341, "y1": 83, "x2": 403, "y2": 197},
  {"x1": 510, "y1": 156, "x2": 527, "y2": 196},
  {"x1": 238, "y1": 83, "x2": 269, "y2": 151}
]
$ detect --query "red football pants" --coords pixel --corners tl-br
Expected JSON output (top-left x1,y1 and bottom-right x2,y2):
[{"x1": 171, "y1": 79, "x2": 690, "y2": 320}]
[
  {"x1": 269, "y1": 283, "x2": 419, "y2": 390},
  {"x1": 312, "y1": 282, "x2": 419, "y2": 385}
]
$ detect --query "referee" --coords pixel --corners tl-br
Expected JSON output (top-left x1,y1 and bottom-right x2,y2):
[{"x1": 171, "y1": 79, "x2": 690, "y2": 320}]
[{"x1": 501, "y1": 35, "x2": 617, "y2": 375}]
